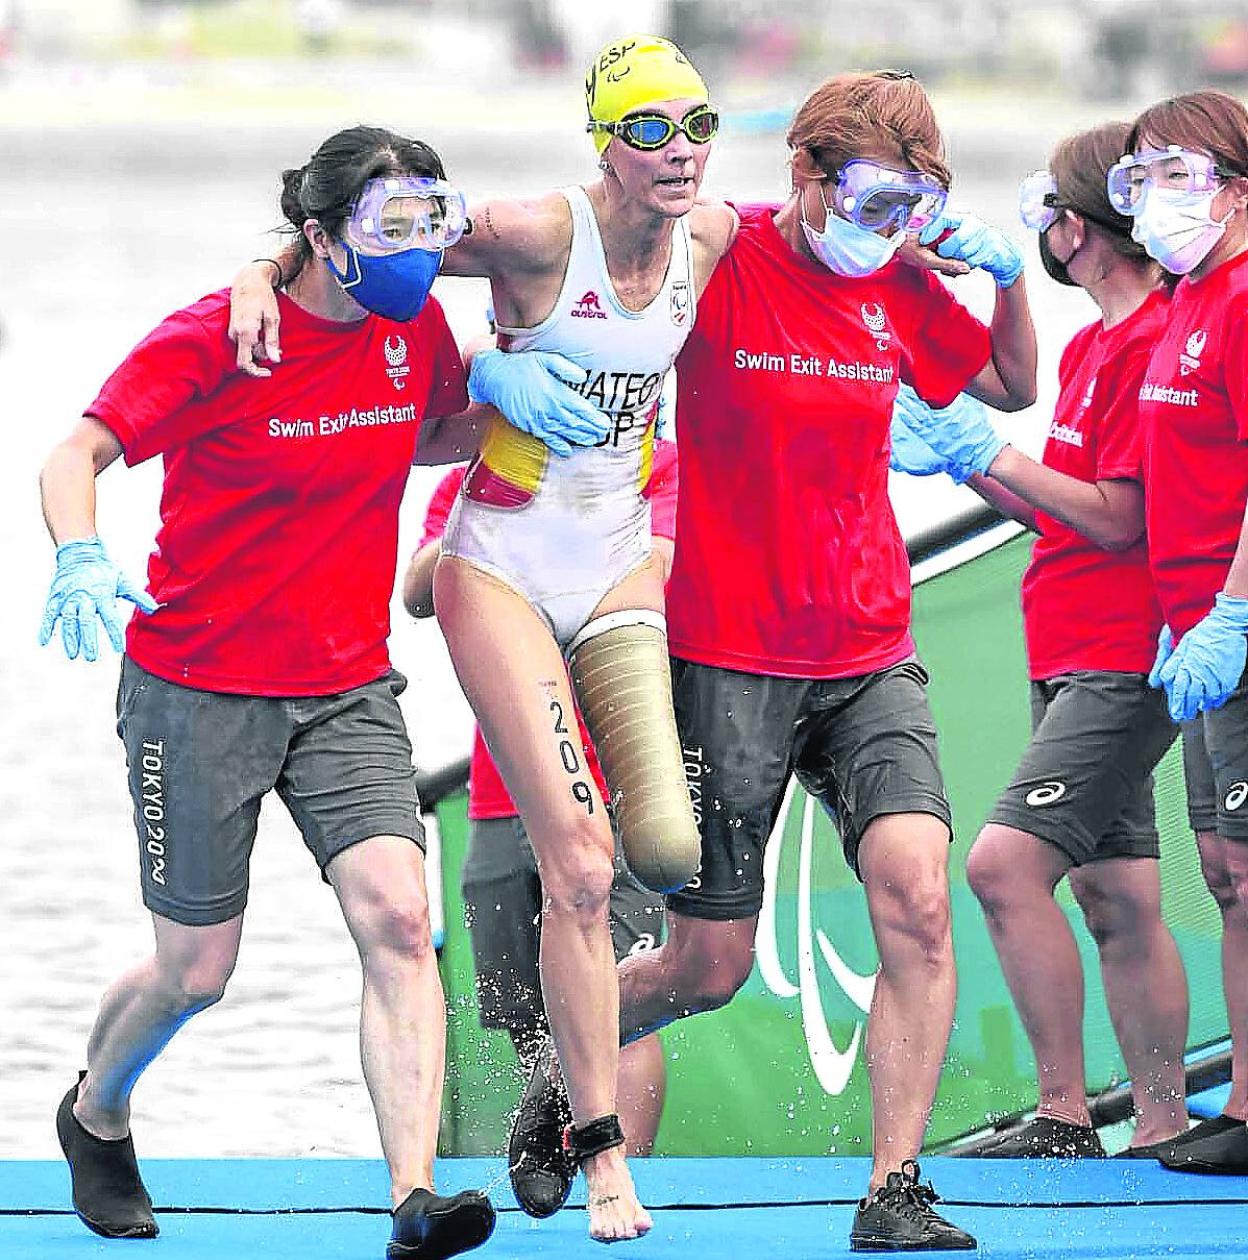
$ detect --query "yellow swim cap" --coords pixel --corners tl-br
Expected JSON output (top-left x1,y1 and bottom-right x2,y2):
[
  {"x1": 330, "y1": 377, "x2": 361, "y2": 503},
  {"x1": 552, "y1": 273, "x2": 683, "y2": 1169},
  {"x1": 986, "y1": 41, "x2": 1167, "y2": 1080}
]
[{"x1": 585, "y1": 34, "x2": 709, "y2": 153}]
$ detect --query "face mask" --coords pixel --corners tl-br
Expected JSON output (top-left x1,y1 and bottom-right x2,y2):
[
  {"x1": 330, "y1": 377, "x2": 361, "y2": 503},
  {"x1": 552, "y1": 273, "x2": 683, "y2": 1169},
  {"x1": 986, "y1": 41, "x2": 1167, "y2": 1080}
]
[
  {"x1": 802, "y1": 183, "x2": 902, "y2": 277},
  {"x1": 327, "y1": 244, "x2": 442, "y2": 320},
  {"x1": 1131, "y1": 186, "x2": 1232, "y2": 276},
  {"x1": 1038, "y1": 230, "x2": 1079, "y2": 287}
]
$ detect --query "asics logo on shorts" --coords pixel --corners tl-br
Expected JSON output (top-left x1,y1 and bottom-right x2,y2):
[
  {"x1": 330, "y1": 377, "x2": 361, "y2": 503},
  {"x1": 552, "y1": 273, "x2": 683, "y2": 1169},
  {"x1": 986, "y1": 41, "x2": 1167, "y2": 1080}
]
[
  {"x1": 628, "y1": 933, "x2": 657, "y2": 955},
  {"x1": 1225, "y1": 781, "x2": 1248, "y2": 812},
  {"x1": 1025, "y1": 780, "x2": 1066, "y2": 807}
]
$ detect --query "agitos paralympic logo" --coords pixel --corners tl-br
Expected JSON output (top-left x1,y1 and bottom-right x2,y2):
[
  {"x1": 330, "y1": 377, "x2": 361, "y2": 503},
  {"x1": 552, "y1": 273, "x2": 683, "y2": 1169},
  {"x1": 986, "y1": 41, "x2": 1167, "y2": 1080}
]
[{"x1": 755, "y1": 780, "x2": 878, "y2": 1096}]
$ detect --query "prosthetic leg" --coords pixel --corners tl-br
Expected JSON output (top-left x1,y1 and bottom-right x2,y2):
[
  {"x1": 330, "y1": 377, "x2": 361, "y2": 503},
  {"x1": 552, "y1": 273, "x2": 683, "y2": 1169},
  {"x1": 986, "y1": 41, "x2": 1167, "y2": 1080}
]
[{"x1": 567, "y1": 611, "x2": 701, "y2": 894}]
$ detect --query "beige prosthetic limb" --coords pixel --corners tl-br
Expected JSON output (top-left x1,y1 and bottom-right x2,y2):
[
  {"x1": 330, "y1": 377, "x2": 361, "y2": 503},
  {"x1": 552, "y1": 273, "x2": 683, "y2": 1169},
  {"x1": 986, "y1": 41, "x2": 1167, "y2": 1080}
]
[{"x1": 568, "y1": 611, "x2": 700, "y2": 893}]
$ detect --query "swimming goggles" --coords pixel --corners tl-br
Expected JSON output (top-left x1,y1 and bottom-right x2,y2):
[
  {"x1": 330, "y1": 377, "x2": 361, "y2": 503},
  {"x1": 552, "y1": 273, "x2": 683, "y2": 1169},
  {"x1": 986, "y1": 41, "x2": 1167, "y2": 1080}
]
[
  {"x1": 1106, "y1": 145, "x2": 1241, "y2": 216},
  {"x1": 344, "y1": 176, "x2": 468, "y2": 253},
  {"x1": 831, "y1": 160, "x2": 948, "y2": 234},
  {"x1": 587, "y1": 104, "x2": 719, "y2": 151},
  {"x1": 1019, "y1": 169, "x2": 1061, "y2": 232}
]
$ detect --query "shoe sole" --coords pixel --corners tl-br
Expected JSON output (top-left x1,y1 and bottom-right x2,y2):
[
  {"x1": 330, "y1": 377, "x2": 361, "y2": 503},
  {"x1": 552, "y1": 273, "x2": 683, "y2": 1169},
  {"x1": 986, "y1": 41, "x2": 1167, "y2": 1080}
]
[
  {"x1": 74, "y1": 1211, "x2": 159, "y2": 1241},
  {"x1": 1160, "y1": 1158, "x2": 1248, "y2": 1176},
  {"x1": 851, "y1": 1237, "x2": 976, "y2": 1252}
]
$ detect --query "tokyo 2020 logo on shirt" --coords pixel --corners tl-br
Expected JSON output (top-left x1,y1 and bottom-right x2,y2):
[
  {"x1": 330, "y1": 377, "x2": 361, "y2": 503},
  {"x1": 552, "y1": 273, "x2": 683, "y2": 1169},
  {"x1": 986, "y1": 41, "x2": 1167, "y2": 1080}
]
[
  {"x1": 384, "y1": 334, "x2": 410, "y2": 391},
  {"x1": 755, "y1": 779, "x2": 877, "y2": 1096}
]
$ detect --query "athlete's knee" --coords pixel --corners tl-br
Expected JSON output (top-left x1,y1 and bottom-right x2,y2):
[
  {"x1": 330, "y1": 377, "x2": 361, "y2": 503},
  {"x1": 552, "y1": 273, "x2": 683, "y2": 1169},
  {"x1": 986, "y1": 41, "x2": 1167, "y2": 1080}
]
[
  {"x1": 360, "y1": 893, "x2": 435, "y2": 965},
  {"x1": 870, "y1": 864, "x2": 952, "y2": 962},
  {"x1": 541, "y1": 829, "x2": 615, "y2": 924}
]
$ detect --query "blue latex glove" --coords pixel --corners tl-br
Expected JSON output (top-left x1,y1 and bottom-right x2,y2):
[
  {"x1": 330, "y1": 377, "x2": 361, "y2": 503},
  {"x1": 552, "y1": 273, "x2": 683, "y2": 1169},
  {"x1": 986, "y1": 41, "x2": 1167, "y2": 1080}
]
[
  {"x1": 39, "y1": 536, "x2": 157, "y2": 662},
  {"x1": 890, "y1": 387, "x2": 953, "y2": 476},
  {"x1": 919, "y1": 210, "x2": 1024, "y2": 288},
  {"x1": 1154, "y1": 594, "x2": 1248, "y2": 722},
  {"x1": 889, "y1": 385, "x2": 1005, "y2": 483},
  {"x1": 468, "y1": 348, "x2": 610, "y2": 458}
]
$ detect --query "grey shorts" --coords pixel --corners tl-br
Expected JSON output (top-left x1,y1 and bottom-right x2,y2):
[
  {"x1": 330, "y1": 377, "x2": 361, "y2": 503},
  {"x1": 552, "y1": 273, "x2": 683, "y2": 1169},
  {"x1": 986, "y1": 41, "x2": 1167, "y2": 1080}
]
[
  {"x1": 116, "y1": 657, "x2": 423, "y2": 926},
  {"x1": 987, "y1": 671, "x2": 1176, "y2": 865},
  {"x1": 461, "y1": 815, "x2": 663, "y2": 1034},
  {"x1": 1182, "y1": 672, "x2": 1248, "y2": 839},
  {"x1": 666, "y1": 654, "x2": 950, "y2": 921}
]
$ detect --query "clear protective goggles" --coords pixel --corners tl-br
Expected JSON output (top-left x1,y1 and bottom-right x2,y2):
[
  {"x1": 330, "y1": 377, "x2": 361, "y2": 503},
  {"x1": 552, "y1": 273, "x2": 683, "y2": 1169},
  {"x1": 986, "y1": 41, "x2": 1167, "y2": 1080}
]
[
  {"x1": 1106, "y1": 146, "x2": 1239, "y2": 216},
  {"x1": 587, "y1": 104, "x2": 719, "y2": 151},
  {"x1": 343, "y1": 176, "x2": 468, "y2": 254},
  {"x1": 830, "y1": 160, "x2": 948, "y2": 234},
  {"x1": 1018, "y1": 169, "x2": 1062, "y2": 232}
]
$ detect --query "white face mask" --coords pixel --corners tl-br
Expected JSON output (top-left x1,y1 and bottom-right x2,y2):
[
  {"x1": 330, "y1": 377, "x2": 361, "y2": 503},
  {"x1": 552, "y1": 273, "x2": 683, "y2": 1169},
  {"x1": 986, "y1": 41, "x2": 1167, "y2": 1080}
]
[
  {"x1": 801, "y1": 183, "x2": 903, "y2": 277},
  {"x1": 1131, "y1": 185, "x2": 1234, "y2": 275}
]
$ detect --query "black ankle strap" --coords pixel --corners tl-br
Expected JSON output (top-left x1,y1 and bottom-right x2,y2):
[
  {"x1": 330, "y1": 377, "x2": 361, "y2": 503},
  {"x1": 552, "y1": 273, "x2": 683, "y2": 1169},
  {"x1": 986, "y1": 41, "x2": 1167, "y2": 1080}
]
[{"x1": 562, "y1": 1114, "x2": 624, "y2": 1163}]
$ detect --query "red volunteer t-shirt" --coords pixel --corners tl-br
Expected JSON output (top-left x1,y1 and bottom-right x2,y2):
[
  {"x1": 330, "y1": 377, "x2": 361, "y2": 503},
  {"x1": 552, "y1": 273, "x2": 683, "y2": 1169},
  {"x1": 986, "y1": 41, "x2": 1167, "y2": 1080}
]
[
  {"x1": 420, "y1": 443, "x2": 678, "y2": 820},
  {"x1": 1020, "y1": 292, "x2": 1168, "y2": 679},
  {"x1": 1140, "y1": 252, "x2": 1248, "y2": 638},
  {"x1": 89, "y1": 289, "x2": 467, "y2": 695},
  {"x1": 667, "y1": 203, "x2": 991, "y2": 678}
]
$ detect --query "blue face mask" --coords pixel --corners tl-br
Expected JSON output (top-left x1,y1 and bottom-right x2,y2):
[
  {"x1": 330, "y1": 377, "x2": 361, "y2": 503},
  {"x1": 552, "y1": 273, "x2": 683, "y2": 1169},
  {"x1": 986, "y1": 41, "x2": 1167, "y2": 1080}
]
[
  {"x1": 801, "y1": 184, "x2": 903, "y2": 277},
  {"x1": 326, "y1": 244, "x2": 442, "y2": 321}
]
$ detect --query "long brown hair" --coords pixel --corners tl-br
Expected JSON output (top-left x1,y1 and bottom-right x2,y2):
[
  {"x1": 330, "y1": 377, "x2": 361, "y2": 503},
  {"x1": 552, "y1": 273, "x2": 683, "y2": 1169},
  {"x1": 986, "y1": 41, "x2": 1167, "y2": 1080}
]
[{"x1": 786, "y1": 71, "x2": 951, "y2": 187}]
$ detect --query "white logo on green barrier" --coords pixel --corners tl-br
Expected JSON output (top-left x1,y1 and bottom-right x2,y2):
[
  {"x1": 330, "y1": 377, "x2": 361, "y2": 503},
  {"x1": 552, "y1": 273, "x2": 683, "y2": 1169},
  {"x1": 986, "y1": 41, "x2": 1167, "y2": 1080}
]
[{"x1": 755, "y1": 779, "x2": 877, "y2": 1096}]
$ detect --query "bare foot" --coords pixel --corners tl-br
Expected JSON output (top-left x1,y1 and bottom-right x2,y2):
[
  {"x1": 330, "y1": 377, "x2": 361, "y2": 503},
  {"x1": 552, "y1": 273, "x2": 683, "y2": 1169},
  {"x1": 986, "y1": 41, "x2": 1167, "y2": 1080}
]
[{"x1": 583, "y1": 1147, "x2": 652, "y2": 1243}]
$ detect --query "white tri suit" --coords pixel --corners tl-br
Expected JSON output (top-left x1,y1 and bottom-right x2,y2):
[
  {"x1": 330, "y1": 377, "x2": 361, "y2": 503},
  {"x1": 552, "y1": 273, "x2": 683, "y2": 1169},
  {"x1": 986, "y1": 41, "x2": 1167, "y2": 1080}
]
[
  {"x1": 440, "y1": 183, "x2": 702, "y2": 893},
  {"x1": 441, "y1": 183, "x2": 695, "y2": 651}
]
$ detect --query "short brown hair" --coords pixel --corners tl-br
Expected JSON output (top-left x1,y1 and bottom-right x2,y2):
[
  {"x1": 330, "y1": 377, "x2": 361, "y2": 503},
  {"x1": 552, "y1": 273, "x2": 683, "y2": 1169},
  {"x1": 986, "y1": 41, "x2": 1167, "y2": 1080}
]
[
  {"x1": 786, "y1": 71, "x2": 951, "y2": 188},
  {"x1": 1127, "y1": 90, "x2": 1248, "y2": 177},
  {"x1": 1050, "y1": 122, "x2": 1150, "y2": 261}
]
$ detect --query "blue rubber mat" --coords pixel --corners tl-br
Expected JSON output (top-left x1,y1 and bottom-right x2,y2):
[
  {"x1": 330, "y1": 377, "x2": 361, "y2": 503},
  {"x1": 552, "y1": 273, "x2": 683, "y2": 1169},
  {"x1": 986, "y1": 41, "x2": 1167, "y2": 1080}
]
[
  {"x1": 1188, "y1": 1083, "x2": 1232, "y2": 1119},
  {"x1": 5, "y1": 1157, "x2": 1245, "y2": 1259}
]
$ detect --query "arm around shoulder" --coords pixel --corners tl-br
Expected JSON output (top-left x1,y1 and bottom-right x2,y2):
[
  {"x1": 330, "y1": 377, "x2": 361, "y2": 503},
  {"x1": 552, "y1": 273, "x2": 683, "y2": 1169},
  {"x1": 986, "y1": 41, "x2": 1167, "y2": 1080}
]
[{"x1": 440, "y1": 192, "x2": 572, "y2": 279}]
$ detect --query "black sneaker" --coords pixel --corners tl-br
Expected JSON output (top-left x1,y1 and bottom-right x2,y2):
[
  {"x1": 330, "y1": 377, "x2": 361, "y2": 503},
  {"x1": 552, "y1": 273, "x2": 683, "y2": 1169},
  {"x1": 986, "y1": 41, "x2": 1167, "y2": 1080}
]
[
  {"x1": 387, "y1": 1188, "x2": 496, "y2": 1260},
  {"x1": 1151, "y1": 1113, "x2": 1242, "y2": 1162},
  {"x1": 975, "y1": 1116, "x2": 1105, "y2": 1159},
  {"x1": 1158, "y1": 1119, "x2": 1248, "y2": 1174},
  {"x1": 55, "y1": 1073, "x2": 158, "y2": 1239},
  {"x1": 507, "y1": 1039, "x2": 576, "y2": 1218},
  {"x1": 850, "y1": 1160, "x2": 976, "y2": 1252}
]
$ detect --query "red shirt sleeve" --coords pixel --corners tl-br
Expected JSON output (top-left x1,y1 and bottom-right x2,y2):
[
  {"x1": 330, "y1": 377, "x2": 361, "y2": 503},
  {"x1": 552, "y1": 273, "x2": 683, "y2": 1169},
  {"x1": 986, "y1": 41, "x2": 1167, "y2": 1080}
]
[
  {"x1": 1093, "y1": 341, "x2": 1151, "y2": 482},
  {"x1": 84, "y1": 298, "x2": 235, "y2": 465},
  {"x1": 419, "y1": 298, "x2": 470, "y2": 418},
  {"x1": 419, "y1": 467, "x2": 467, "y2": 546},
  {"x1": 647, "y1": 439, "x2": 680, "y2": 540},
  {"x1": 896, "y1": 271, "x2": 993, "y2": 408}
]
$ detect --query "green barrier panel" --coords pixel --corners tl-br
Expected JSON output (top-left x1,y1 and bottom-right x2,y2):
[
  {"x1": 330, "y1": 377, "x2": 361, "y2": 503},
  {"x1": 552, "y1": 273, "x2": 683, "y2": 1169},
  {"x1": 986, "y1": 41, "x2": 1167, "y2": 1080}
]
[
  {"x1": 434, "y1": 790, "x2": 525, "y2": 1156},
  {"x1": 435, "y1": 528, "x2": 1228, "y2": 1156}
]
